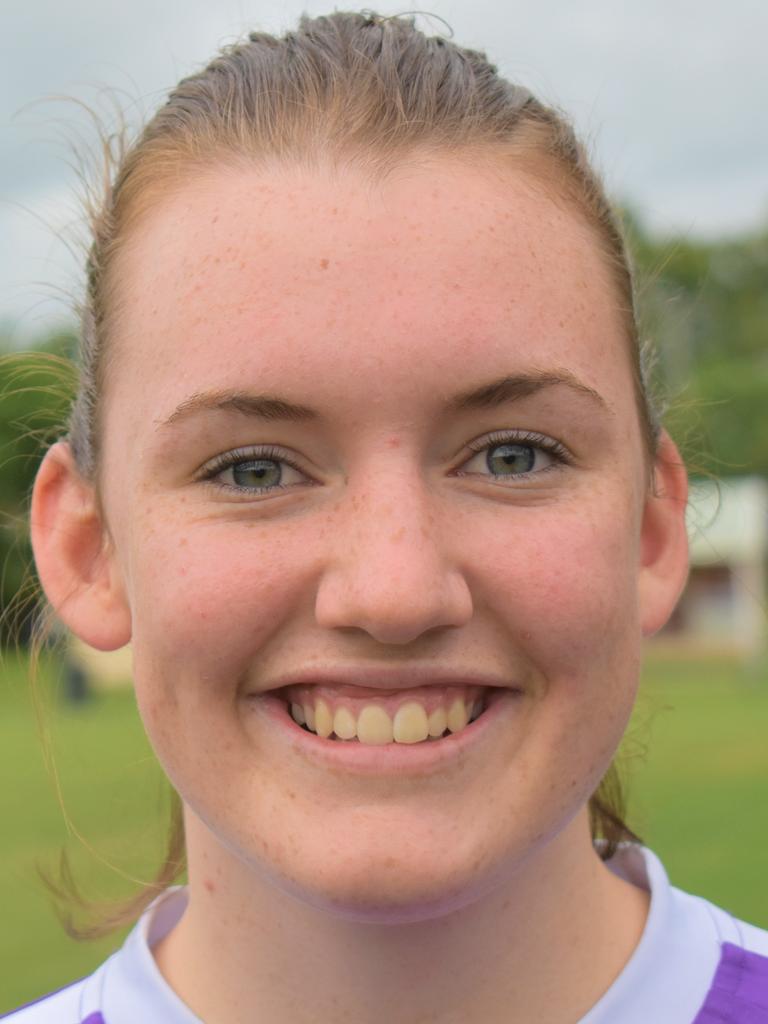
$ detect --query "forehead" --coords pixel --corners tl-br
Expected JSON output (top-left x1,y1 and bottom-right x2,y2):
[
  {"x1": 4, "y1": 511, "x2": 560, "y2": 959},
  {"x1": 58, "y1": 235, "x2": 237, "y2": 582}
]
[{"x1": 107, "y1": 158, "x2": 630, "y2": 422}]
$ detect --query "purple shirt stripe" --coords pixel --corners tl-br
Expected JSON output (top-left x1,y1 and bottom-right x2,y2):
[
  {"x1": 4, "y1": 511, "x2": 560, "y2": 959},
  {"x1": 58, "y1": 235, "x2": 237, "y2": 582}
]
[{"x1": 693, "y1": 942, "x2": 768, "y2": 1022}]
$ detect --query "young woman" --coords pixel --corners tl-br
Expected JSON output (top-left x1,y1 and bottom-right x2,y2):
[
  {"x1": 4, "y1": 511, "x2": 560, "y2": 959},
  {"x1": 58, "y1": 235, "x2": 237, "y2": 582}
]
[{"x1": 7, "y1": 11, "x2": 768, "y2": 1023}]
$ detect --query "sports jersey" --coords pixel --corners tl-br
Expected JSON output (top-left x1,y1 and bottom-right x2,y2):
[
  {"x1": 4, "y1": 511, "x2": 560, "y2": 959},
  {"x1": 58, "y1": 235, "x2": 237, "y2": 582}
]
[{"x1": 4, "y1": 845, "x2": 768, "y2": 1022}]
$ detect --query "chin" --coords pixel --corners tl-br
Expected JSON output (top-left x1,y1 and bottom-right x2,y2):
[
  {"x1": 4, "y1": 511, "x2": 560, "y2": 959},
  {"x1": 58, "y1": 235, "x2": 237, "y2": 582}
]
[
  {"x1": 270, "y1": 837, "x2": 501, "y2": 925},
  {"x1": 292, "y1": 874, "x2": 491, "y2": 925}
]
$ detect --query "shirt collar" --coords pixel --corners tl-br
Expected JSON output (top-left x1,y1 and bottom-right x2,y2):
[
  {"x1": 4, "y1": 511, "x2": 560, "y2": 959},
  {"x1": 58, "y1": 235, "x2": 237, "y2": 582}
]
[
  {"x1": 97, "y1": 845, "x2": 722, "y2": 1024},
  {"x1": 579, "y1": 844, "x2": 722, "y2": 1023}
]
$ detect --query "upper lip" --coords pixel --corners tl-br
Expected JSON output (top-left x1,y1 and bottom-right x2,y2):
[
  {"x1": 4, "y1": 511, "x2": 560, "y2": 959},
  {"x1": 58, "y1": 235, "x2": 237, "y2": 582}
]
[{"x1": 257, "y1": 666, "x2": 518, "y2": 693}]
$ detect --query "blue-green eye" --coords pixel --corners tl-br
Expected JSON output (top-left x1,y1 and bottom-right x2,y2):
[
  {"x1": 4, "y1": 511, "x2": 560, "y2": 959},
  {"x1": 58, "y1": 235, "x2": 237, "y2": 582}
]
[
  {"x1": 202, "y1": 447, "x2": 308, "y2": 494},
  {"x1": 459, "y1": 432, "x2": 567, "y2": 480},
  {"x1": 485, "y1": 443, "x2": 538, "y2": 475},
  {"x1": 230, "y1": 459, "x2": 283, "y2": 489}
]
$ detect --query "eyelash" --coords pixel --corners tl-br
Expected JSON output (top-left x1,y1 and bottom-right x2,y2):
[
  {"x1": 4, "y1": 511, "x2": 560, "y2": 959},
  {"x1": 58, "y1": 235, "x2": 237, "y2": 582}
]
[
  {"x1": 199, "y1": 445, "x2": 308, "y2": 494},
  {"x1": 199, "y1": 431, "x2": 571, "y2": 495},
  {"x1": 460, "y1": 430, "x2": 572, "y2": 480}
]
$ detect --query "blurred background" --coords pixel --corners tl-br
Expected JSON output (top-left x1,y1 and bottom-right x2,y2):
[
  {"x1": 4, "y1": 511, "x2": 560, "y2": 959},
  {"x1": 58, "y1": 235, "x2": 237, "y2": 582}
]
[{"x1": 1, "y1": 0, "x2": 767, "y2": 1011}]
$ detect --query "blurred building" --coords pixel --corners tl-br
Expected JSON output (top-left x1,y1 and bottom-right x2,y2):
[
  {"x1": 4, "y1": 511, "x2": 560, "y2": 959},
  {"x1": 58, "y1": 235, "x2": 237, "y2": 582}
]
[
  {"x1": 657, "y1": 476, "x2": 768, "y2": 660},
  {"x1": 68, "y1": 634, "x2": 133, "y2": 690}
]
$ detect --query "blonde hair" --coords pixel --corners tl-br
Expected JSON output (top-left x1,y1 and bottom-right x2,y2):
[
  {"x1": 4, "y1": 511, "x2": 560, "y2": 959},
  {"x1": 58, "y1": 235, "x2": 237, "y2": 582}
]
[{"x1": 56, "y1": 10, "x2": 650, "y2": 936}]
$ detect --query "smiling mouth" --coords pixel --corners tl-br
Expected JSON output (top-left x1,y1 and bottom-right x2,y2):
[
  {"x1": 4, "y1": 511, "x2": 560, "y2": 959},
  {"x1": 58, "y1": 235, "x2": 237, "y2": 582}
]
[{"x1": 274, "y1": 684, "x2": 488, "y2": 745}]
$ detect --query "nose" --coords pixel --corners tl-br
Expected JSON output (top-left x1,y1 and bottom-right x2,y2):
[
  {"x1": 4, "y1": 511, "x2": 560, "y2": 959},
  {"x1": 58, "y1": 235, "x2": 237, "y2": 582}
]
[{"x1": 314, "y1": 476, "x2": 473, "y2": 645}]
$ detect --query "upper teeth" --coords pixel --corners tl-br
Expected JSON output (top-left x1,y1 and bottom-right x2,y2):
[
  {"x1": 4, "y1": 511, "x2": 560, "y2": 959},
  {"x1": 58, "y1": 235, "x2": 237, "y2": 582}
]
[{"x1": 287, "y1": 690, "x2": 485, "y2": 745}]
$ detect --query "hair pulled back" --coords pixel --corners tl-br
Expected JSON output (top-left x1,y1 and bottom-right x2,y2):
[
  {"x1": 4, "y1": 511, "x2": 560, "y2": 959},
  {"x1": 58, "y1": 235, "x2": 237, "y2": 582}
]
[{"x1": 61, "y1": 10, "x2": 650, "y2": 935}]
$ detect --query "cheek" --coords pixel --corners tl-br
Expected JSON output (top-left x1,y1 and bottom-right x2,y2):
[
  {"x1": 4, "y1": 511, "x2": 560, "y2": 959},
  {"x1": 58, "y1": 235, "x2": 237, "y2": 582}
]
[
  {"x1": 480, "y1": 498, "x2": 640, "y2": 657},
  {"x1": 127, "y1": 515, "x2": 313, "y2": 698},
  {"x1": 470, "y1": 498, "x2": 642, "y2": 762}
]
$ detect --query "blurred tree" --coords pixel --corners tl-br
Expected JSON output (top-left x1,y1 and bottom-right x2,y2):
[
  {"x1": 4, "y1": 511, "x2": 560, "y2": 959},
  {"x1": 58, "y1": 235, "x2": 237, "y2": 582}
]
[
  {"x1": 627, "y1": 216, "x2": 768, "y2": 476},
  {"x1": 0, "y1": 331, "x2": 76, "y2": 644}
]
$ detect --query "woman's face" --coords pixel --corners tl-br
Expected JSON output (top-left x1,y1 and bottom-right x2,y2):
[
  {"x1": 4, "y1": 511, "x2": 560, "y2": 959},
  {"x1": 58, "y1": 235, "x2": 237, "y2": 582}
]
[{"x1": 98, "y1": 157, "x2": 652, "y2": 921}]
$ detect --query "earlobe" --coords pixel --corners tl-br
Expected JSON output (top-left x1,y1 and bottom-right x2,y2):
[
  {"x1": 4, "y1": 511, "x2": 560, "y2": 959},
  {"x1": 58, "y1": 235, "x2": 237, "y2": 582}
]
[
  {"x1": 30, "y1": 441, "x2": 131, "y2": 651},
  {"x1": 638, "y1": 431, "x2": 690, "y2": 636}
]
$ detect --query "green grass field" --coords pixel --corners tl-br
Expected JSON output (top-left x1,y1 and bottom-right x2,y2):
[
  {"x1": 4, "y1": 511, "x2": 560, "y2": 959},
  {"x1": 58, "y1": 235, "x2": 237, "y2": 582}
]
[{"x1": 1, "y1": 650, "x2": 767, "y2": 1013}]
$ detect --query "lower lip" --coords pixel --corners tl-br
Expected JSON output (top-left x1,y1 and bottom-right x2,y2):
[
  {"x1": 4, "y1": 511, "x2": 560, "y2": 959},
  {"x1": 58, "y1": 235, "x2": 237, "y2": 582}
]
[{"x1": 251, "y1": 688, "x2": 520, "y2": 776}]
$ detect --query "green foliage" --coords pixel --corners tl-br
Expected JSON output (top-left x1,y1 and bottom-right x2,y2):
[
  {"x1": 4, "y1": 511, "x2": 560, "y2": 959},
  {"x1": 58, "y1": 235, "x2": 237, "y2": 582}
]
[
  {"x1": 627, "y1": 217, "x2": 768, "y2": 476},
  {"x1": 0, "y1": 333, "x2": 77, "y2": 643}
]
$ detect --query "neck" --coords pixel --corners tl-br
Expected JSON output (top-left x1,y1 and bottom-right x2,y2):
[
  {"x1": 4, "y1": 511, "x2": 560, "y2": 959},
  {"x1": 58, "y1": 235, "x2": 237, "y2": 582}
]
[{"x1": 154, "y1": 810, "x2": 649, "y2": 1024}]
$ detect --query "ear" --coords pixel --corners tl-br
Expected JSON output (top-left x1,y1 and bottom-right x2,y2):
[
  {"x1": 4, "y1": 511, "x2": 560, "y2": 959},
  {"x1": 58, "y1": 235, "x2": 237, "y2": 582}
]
[
  {"x1": 30, "y1": 441, "x2": 131, "y2": 650},
  {"x1": 638, "y1": 430, "x2": 690, "y2": 636}
]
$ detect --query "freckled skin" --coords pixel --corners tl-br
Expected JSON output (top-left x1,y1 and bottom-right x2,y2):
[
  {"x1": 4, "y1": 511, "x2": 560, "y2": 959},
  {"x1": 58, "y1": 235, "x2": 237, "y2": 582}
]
[{"x1": 98, "y1": 158, "x2": 652, "y2": 923}]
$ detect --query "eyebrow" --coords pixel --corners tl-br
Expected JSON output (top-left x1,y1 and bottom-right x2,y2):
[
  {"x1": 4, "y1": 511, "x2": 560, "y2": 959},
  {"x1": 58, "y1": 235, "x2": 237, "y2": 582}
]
[
  {"x1": 448, "y1": 370, "x2": 609, "y2": 413},
  {"x1": 159, "y1": 390, "x2": 319, "y2": 429},
  {"x1": 158, "y1": 369, "x2": 608, "y2": 430}
]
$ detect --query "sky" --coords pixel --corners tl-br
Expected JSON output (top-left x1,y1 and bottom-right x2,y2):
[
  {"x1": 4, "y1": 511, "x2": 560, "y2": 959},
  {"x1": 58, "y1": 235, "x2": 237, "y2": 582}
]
[{"x1": 1, "y1": 0, "x2": 767, "y2": 337}]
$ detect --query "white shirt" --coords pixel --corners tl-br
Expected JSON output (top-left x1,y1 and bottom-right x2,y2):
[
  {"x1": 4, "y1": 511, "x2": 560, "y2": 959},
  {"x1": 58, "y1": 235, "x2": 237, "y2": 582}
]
[{"x1": 4, "y1": 845, "x2": 768, "y2": 1023}]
